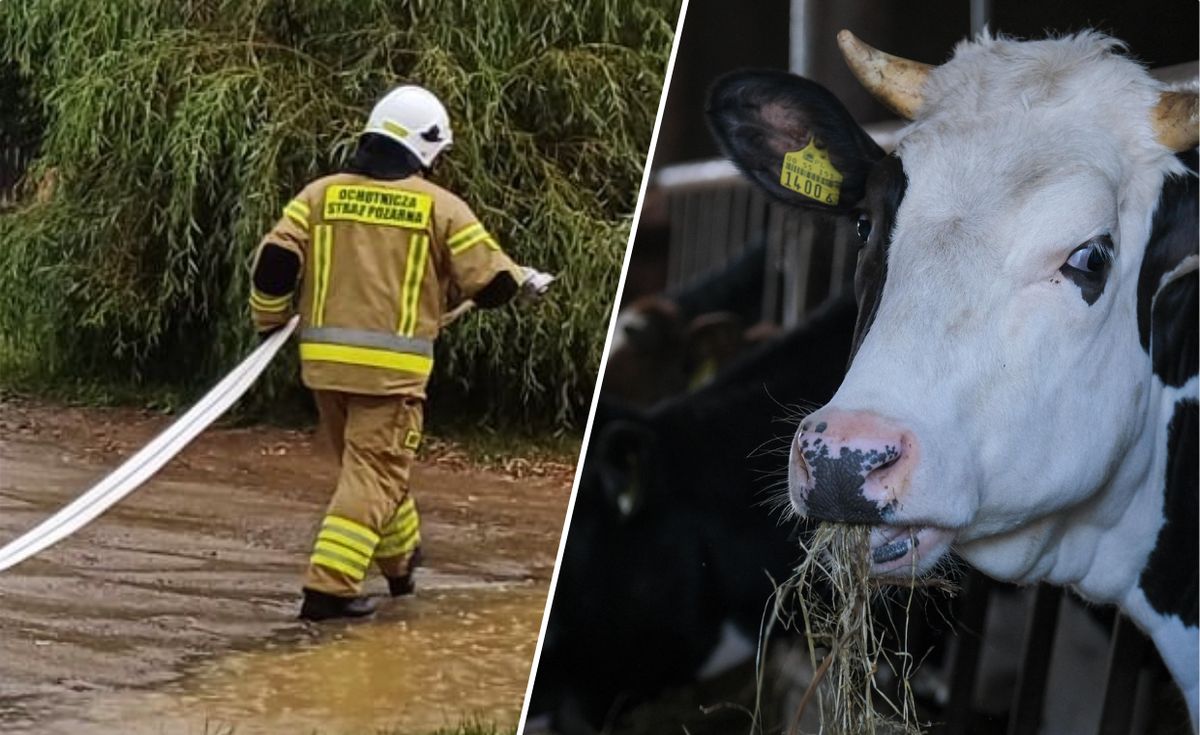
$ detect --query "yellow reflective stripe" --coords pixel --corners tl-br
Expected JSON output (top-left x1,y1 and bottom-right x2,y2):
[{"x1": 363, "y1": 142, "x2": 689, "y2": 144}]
[
  {"x1": 381, "y1": 528, "x2": 418, "y2": 553},
  {"x1": 250, "y1": 289, "x2": 290, "y2": 307},
  {"x1": 314, "y1": 537, "x2": 370, "y2": 568},
  {"x1": 311, "y1": 225, "x2": 332, "y2": 326},
  {"x1": 317, "y1": 528, "x2": 374, "y2": 560},
  {"x1": 284, "y1": 203, "x2": 310, "y2": 231},
  {"x1": 322, "y1": 515, "x2": 381, "y2": 545},
  {"x1": 310, "y1": 549, "x2": 368, "y2": 580},
  {"x1": 394, "y1": 496, "x2": 416, "y2": 517},
  {"x1": 450, "y1": 230, "x2": 492, "y2": 256},
  {"x1": 379, "y1": 499, "x2": 420, "y2": 555},
  {"x1": 300, "y1": 343, "x2": 434, "y2": 375},
  {"x1": 447, "y1": 223, "x2": 485, "y2": 248},
  {"x1": 378, "y1": 534, "x2": 418, "y2": 556},
  {"x1": 382, "y1": 120, "x2": 410, "y2": 138},
  {"x1": 250, "y1": 301, "x2": 288, "y2": 314},
  {"x1": 249, "y1": 295, "x2": 289, "y2": 313},
  {"x1": 377, "y1": 528, "x2": 420, "y2": 556},
  {"x1": 249, "y1": 289, "x2": 291, "y2": 312},
  {"x1": 385, "y1": 513, "x2": 419, "y2": 539},
  {"x1": 397, "y1": 234, "x2": 429, "y2": 336}
]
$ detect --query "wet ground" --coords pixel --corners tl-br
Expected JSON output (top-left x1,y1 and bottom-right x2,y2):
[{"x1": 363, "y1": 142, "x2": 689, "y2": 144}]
[{"x1": 0, "y1": 399, "x2": 574, "y2": 734}]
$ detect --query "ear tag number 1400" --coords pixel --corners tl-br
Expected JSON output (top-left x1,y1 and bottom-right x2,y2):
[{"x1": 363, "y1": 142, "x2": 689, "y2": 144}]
[{"x1": 780, "y1": 139, "x2": 843, "y2": 206}]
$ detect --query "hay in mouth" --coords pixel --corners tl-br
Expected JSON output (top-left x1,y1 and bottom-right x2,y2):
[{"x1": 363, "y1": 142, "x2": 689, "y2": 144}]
[{"x1": 765, "y1": 523, "x2": 957, "y2": 735}]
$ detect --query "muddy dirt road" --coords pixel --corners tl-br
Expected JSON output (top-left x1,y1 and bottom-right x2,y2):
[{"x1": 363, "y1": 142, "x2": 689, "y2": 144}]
[{"x1": 0, "y1": 399, "x2": 573, "y2": 734}]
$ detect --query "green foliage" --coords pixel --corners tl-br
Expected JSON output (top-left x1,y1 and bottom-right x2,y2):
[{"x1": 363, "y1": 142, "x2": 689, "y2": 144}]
[{"x1": 0, "y1": 0, "x2": 676, "y2": 428}]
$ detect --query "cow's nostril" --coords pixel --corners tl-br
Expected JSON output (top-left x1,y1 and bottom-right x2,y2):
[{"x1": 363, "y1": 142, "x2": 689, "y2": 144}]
[{"x1": 876, "y1": 453, "x2": 900, "y2": 472}]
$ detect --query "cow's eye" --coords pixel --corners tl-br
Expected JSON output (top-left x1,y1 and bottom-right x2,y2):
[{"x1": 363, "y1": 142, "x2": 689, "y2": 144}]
[
  {"x1": 1060, "y1": 234, "x2": 1113, "y2": 305},
  {"x1": 856, "y1": 213, "x2": 872, "y2": 242},
  {"x1": 1063, "y1": 235, "x2": 1113, "y2": 275}
]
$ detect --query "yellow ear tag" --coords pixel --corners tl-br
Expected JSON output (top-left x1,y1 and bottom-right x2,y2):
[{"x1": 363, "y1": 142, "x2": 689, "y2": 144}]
[{"x1": 780, "y1": 139, "x2": 843, "y2": 206}]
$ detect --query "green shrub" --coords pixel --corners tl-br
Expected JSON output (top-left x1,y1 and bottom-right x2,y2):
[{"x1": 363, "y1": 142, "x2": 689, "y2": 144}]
[{"x1": 0, "y1": 0, "x2": 676, "y2": 429}]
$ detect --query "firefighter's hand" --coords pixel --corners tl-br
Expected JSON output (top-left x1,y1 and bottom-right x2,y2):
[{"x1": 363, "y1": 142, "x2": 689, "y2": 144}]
[{"x1": 518, "y1": 267, "x2": 555, "y2": 303}]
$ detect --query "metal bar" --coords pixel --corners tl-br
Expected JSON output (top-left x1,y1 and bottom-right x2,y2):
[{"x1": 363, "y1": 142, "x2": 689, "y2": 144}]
[
  {"x1": 714, "y1": 187, "x2": 731, "y2": 266},
  {"x1": 1006, "y1": 584, "x2": 1064, "y2": 735},
  {"x1": 666, "y1": 193, "x2": 686, "y2": 287},
  {"x1": 789, "y1": 215, "x2": 815, "y2": 325},
  {"x1": 969, "y1": 0, "x2": 992, "y2": 37},
  {"x1": 1098, "y1": 615, "x2": 1148, "y2": 735},
  {"x1": 728, "y1": 184, "x2": 749, "y2": 259},
  {"x1": 677, "y1": 191, "x2": 697, "y2": 288},
  {"x1": 781, "y1": 214, "x2": 801, "y2": 328},
  {"x1": 761, "y1": 204, "x2": 786, "y2": 324},
  {"x1": 789, "y1": 0, "x2": 812, "y2": 76},
  {"x1": 941, "y1": 571, "x2": 992, "y2": 735},
  {"x1": 701, "y1": 188, "x2": 722, "y2": 276}
]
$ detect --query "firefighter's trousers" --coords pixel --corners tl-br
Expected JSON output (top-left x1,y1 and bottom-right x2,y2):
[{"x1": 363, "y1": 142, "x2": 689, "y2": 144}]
[{"x1": 305, "y1": 390, "x2": 424, "y2": 597}]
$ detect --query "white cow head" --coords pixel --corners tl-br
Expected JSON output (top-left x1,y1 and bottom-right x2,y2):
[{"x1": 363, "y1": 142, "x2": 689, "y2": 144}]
[{"x1": 708, "y1": 30, "x2": 1198, "y2": 716}]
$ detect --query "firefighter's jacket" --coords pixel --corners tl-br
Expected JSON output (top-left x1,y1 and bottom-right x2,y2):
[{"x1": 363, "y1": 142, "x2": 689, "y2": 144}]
[{"x1": 249, "y1": 173, "x2": 524, "y2": 397}]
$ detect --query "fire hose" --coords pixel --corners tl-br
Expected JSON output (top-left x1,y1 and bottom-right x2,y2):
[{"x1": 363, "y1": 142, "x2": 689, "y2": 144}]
[{"x1": 0, "y1": 316, "x2": 299, "y2": 572}]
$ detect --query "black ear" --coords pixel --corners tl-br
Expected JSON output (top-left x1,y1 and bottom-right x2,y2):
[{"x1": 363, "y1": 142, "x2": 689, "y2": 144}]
[
  {"x1": 707, "y1": 69, "x2": 885, "y2": 213},
  {"x1": 593, "y1": 420, "x2": 658, "y2": 519},
  {"x1": 1139, "y1": 152, "x2": 1199, "y2": 387}
]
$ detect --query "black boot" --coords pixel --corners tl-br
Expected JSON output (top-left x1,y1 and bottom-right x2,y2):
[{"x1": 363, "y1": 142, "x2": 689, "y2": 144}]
[
  {"x1": 386, "y1": 547, "x2": 422, "y2": 597},
  {"x1": 387, "y1": 574, "x2": 415, "y2": 597},
  {"x1": 298, "y1": 588, "x2": 377, "y2": 621}
]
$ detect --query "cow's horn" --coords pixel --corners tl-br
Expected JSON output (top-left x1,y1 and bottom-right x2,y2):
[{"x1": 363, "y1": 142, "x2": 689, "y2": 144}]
[
  {"x1": 836, "y1": 29, "x2": 933, "y2": 120},
  {"x1": 1152, "y1": 90, "x2": 1199, "y2": 152}
]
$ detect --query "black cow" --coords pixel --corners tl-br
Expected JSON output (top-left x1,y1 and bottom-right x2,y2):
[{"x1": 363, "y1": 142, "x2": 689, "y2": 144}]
[
  {"x1": 603, "y1": 239, "x2": 784, "y2": 407},
  {"x1": 529, "y1": 295, "x2": 857, "y2": 732}
]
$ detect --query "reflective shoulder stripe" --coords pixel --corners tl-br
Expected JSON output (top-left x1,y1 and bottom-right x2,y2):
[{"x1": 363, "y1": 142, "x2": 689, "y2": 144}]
[
  {"x1": 447, "y1": 222, "x2": 489, "y2": 254},
  {"x1": 300, "y1": 343, "x2": 434, "y2": 376},
  {"x1": 447, "y1": 222, "x2": 484, "y2": 247},
  {"x1": 311, "y1": 225, "x2": 333, "y2": 327},
  {"x1": 450, "y1": 230, "x2": 496, "y2": 255},
  {"x1": 284, "y1": 199, "x2": 310, "y2": 231},
  {"x1": 397, "y1": 234, "x2": 430, "y2": 336},
  {"x1": 301, "y1": 327, "x2": 433, "y2": 357}
]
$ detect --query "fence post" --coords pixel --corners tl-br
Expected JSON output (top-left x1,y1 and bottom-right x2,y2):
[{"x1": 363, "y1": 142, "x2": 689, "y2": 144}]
[
  {"x1": 1097, "y1": 615, "x2": 1148, "y2": 735},
  {"x1": 1006, "y1": 584, "x2": 1064, "y2": 735}
]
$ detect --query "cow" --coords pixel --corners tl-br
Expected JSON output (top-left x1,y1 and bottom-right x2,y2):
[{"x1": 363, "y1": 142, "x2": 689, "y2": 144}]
[
  {"x1": 529, "y1": 295, "x2": 858, "y2": 732},
  {"x1": 603, "y1": 239, "x2": 783, "y2": 407},
  {"x1": 707, "y1": 29, "x2": 1199, "y2": 723}
]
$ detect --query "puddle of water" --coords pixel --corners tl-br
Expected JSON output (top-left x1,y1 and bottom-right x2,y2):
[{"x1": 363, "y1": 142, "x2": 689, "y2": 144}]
[{"x1": 34, "y1": 585, "x2": 543, "y2": 735}]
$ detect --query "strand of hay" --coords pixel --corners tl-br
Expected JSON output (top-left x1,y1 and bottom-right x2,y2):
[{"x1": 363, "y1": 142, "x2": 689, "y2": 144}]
[{"x1": 768, "y1": 523, "x2": 936, "y2": 735}]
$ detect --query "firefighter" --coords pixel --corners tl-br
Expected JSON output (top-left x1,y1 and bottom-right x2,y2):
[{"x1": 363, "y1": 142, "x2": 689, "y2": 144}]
[{"x1": 248, "y1": 85, "x2": 554, "y2": 621}]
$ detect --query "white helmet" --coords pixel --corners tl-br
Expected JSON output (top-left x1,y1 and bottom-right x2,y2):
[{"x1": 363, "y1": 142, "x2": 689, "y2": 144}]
[{"x1": 363, "y1": 85, "x2": 453, "y2": 168}]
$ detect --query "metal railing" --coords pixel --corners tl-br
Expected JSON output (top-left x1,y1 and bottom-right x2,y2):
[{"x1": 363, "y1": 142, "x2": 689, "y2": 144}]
[{"x1": 654, "y1": 121, "x2": 902, "y2": 329}]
